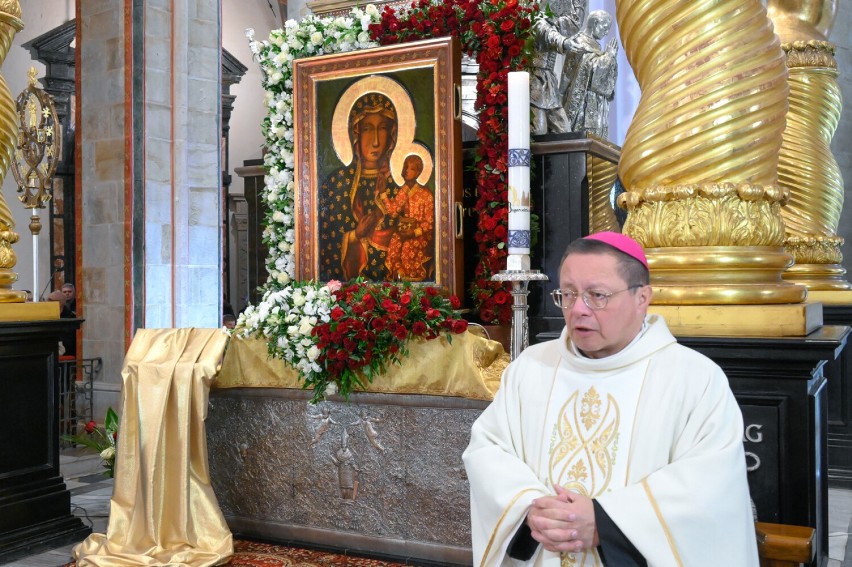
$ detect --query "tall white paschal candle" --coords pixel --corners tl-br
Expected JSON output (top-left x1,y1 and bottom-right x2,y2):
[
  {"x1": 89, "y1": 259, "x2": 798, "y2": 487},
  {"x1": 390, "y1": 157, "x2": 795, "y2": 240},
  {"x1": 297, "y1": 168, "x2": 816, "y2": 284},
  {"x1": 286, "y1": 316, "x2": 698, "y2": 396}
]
[{"x1": 506, "y1": 72, "x2": 531, "y2": 271}]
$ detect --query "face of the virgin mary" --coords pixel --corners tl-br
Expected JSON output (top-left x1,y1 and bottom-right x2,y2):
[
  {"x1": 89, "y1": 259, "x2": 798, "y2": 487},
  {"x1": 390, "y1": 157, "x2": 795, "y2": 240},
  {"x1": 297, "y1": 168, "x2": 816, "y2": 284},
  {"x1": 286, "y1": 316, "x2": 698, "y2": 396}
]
[{"x1": 357, "y1": 112, "x2": 395, "y2": 169}]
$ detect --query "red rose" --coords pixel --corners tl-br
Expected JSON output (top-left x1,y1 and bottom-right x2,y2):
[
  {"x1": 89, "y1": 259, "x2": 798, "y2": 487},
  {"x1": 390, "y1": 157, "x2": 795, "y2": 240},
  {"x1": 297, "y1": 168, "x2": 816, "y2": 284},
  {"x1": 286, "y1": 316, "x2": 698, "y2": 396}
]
[
  {"x1": 426, "y1": 308, "x2": 441, "y2": 319},
  {"x1": 500, "y1": 20, "x2": 514, "y2": 32},
  {"x1": 331, "y1": 306, "x2": 345, "y2": 321},
  {"x1": 426, "y1": 287, "x2": 439, "y2": 296},
  {"x1": 452, "y1": 319, "x2": 469, "y2": 334},
  {"x1": 84, "y1": 420, "x2": 97, "y2": 434},
  {"x1": 481, "y1": 214, "x2": 497, "y2": 231},
  {"x1": 371, "y1": 318, "x2": 387, "y2": 331},
  {"x1": 493, "y1": 290, "x2": 511, "y2": 305},
  {"x1": 494, "y1": 225, "x2": 507, "y2": 239},
  {"x1": 508, "y1": 44, "x2": 521, "y2": 57},
  {"x1": 450, "y1": 295, "x2": 461, "y2": 309},
  {"x1": 412, "y1": 321, "x2": 427, "y2": 335},
  {"x1": 480, "y1": 308, "x2": 496, "y2": 323},
  {"x1": 400, "y1": 292, "x2": 412, "y2": 306},
  {"x1": 487, "y1": 35, "x2": 501, "y2": 49}
]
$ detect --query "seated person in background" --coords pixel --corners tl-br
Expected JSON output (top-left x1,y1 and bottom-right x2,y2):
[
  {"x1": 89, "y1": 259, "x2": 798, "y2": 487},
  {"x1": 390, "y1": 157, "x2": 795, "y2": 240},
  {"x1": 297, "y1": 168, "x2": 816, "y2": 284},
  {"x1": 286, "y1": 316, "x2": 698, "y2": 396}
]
[
  {"x1": 463, "y1": 231, "x2": 758, "y2": 566},
  {"x1": 47, "y1": 290, "x2": 77, "y2": 358},
  {"x1": 223, "y1": 314, "x2": 237, "y2": 330},
  {"x1": 61, "y1": 282, "x2": 77, "y2": 315},
  {"x1": 47, "y1": 290, "x2": 75, "y2": 318}
]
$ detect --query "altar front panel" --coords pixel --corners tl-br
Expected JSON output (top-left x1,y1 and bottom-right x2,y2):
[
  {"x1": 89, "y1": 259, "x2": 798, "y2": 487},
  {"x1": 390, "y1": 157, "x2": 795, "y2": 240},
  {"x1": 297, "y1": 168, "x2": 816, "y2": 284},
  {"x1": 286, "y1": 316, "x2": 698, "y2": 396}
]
[{"x1": 207, "y1": 388, "x2": 487, "y2": 565}]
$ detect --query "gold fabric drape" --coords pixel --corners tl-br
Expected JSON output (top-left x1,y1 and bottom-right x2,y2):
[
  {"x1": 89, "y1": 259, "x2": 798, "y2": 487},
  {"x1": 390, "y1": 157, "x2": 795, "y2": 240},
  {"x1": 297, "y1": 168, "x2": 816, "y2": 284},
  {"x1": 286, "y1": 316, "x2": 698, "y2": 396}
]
[
  {"x1": 74, "y1": 328, "x2": 233, "y2": 567},
  {"x1": 217, "y1": 329, "x2": 508, "y2": 400}
]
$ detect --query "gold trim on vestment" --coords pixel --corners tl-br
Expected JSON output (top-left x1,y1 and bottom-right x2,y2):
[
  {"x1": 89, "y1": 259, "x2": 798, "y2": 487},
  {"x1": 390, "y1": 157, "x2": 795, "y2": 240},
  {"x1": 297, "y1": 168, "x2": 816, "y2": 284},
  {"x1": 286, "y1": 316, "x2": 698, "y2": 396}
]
[{"x1": 642, "y1": 478, "x2": 684, "y2": 566}]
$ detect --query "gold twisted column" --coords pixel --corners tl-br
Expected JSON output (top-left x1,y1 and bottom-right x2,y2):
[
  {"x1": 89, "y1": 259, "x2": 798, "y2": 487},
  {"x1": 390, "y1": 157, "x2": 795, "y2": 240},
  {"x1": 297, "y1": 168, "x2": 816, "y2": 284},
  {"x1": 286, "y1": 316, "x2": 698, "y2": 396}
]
[
  {"x1": 587, "y1": 153, "x2": 619, "y2": 234},
  {"x1": 615, "y1": 0, "x2": 806, "y2": 305},
  {"x1": 766, "y1": 0, "x2": 847, "y2": 290},
  {"x1": 0, "y1": 1, "x2": 24, "y2": 303}
]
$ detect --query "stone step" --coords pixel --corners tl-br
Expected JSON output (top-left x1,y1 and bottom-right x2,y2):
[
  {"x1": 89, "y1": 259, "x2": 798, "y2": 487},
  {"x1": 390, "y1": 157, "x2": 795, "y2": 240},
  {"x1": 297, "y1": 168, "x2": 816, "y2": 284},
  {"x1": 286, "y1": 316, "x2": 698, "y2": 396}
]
[{"x1": 60, "y1": 446, "x2": 105, "y2": 480}]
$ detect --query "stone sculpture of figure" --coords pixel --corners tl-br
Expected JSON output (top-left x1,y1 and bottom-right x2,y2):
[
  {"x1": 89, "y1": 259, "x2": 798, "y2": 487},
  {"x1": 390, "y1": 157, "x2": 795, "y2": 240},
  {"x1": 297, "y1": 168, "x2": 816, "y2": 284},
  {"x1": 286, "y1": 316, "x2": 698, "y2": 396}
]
[
  {"x1": 529, "y1": 0, "x2": 587, "y2": 135},
  {"x1": 332, "y1": 441, "x2": 360, "y2": 501},
  {"x1": 560, "y1": 10, "x2": 619, "y2": 139}
]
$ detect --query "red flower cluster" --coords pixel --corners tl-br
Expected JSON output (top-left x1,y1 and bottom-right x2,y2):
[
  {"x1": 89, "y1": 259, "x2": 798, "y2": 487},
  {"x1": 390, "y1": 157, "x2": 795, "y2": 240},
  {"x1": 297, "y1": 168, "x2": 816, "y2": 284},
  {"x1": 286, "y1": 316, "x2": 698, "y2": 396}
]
[
  {"x1": 369, "y1": 0, "x2": 538, "y2": 325},
  {"x1": 309, "y1": 281, "x2": 468, "y2": 401}
]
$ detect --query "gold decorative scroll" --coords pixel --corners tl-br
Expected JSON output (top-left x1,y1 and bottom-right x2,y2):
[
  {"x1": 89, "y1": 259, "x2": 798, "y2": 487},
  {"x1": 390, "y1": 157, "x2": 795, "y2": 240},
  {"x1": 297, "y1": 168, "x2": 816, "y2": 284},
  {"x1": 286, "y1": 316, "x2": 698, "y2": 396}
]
[
  {"x1": 0, "y1": 2, "x2": 25, "y2": 303},
  {"x1": 614, "y1": 0, "x2": 806, "y2": 305}
]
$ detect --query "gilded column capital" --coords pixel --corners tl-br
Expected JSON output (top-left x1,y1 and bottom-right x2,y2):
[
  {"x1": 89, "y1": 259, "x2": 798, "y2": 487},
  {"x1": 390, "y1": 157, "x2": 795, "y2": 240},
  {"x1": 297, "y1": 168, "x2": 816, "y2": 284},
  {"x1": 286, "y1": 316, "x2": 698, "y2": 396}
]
[
  {"x1": 618, "y1": 183, "x2": 788, "y2": 248},
  {"x1": 782, "y1": 41, "x2": 838, "y2": 69}
]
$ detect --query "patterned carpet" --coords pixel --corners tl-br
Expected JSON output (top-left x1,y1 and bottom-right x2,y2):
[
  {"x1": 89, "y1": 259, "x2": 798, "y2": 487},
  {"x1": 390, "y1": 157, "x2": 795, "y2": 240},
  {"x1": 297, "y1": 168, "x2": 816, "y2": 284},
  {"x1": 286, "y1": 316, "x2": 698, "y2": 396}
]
[
  {"x1": 224, "y1": 540, "x2": 410, "y2": 566},
  {"x1": 64, "y1": 539, "x2": 411, "y2": 566}
]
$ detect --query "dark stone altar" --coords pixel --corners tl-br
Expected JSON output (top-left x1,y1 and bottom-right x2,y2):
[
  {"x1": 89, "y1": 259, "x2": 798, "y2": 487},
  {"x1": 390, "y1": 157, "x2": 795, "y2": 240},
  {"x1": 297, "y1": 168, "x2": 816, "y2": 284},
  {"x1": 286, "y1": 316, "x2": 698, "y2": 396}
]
[
  {"x1": 0, "y1": 318, "x2": 90, "y2": 563},
  {"x1": 207, "y1": 388, "x2": 487, "y2": 565}
]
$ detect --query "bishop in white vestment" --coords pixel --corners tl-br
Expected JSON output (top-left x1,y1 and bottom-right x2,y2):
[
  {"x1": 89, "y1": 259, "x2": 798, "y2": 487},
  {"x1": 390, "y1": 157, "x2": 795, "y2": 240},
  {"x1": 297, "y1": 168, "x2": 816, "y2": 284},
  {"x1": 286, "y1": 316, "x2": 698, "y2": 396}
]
[{"x1": 463, "y1": 232, "x2": 759, "y2": 566}]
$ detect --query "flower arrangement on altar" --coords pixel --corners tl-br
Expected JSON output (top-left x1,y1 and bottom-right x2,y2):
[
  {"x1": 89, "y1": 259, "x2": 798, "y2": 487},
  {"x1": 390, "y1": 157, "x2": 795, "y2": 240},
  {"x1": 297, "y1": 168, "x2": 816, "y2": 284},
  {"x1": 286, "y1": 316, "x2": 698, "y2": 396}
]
[
  {"x1": 62, "y1": 407, "x2": 119, "y2": 478},
  {"x1": 236, "y1": 280, "x2": 468, "y2": 402},
  {"x1": 239, "y1": 0, "x2": 539, "y2": 399}
]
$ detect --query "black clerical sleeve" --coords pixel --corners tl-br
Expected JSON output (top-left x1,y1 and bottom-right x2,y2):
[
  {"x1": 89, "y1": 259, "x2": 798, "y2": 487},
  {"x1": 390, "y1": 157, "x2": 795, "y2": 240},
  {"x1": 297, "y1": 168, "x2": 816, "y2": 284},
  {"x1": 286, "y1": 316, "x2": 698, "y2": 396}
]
[
  {"x1": 594, "y1": 499, "x2": 647, "y2": 566},
  {"x1": 507, "y1": 520, "x2": 539, "y2": 560}
]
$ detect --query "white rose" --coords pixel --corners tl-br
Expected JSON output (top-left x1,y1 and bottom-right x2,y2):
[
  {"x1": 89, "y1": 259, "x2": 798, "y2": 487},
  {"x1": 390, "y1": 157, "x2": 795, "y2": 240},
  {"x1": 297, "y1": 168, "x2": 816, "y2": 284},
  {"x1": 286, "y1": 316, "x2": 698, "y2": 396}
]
[
  {"x1": 307, "y1": 345, "x2": 321, "y2": 361},
  {"x1": 360, "y1": 15, "x2": 372, "y2": 30},
  {"x1": 100, "y1": 447, "x2": 116, "y2": 461},
  {"x1": 310, "y1": 31, "x2": 324, "y2": 45},
  {"x1": 325, "y1": 382, "x2": 338, "y2": 396},
  {"x1": 276, "y1": 272, "x2": 290, "y2": 285},
  {"x1": 365, "y1": 4, "x2": 379, "y2": 16},
  {"x1": 272, "y1": 211, "x2": 286, "y2": 222},
  {"x1": 357, "y1": 31, "x2": 371, "y2": 44},
  {"x1": 298, "y1": 318, "x2": 314, "y2": 335}
]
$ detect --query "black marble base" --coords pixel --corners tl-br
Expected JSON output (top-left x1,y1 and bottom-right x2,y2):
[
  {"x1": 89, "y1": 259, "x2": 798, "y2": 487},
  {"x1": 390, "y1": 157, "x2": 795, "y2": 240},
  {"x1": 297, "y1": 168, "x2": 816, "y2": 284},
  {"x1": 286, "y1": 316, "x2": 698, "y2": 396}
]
[
  {"x1": 0, "y1": 319, "x2": 91, "y2": 563},
  {"x1": 821, "y1": 305, "x2": 852, "y2": 490}
]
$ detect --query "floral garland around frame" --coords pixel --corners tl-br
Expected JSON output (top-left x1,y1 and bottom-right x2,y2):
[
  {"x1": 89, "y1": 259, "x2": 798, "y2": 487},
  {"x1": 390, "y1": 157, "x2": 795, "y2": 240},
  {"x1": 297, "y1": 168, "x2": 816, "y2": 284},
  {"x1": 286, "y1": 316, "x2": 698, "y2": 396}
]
[
  {"x1": 237, "y1": 0, "x2": 540, "y2": 400},
  {"x1": 246, "y1": 0, "x2": 538, "y2": 327}
]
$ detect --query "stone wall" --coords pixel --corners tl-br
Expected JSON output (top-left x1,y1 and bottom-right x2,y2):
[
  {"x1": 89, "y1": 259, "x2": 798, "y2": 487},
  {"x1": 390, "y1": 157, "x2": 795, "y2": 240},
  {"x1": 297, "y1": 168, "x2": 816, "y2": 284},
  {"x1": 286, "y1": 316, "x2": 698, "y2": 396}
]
[{"x1": 79, "y1": 1, "x2": 127, "y2": 415}]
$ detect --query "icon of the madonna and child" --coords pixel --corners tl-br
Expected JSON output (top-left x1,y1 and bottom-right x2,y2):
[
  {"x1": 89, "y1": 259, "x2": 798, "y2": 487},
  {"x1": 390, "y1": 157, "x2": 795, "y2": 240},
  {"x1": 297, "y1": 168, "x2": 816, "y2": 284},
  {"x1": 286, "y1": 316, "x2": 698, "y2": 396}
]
[{"x1": 317, "y1": 76, "x2": 436, "y2": 284}]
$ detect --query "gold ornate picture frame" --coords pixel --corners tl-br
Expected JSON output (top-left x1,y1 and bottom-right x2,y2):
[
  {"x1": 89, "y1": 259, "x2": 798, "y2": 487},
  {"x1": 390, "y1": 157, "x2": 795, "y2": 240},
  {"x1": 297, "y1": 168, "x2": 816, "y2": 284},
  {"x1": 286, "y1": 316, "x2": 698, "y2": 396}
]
[{"x1": 293, "y1": 36, "x2": 463, "y2": 298}]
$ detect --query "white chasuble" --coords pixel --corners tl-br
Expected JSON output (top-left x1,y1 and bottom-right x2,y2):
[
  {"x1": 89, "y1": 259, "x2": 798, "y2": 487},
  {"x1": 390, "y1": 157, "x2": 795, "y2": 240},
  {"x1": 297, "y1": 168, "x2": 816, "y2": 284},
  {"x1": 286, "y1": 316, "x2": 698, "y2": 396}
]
[
  {"x1": 463, "y1": 315, "x2": 759, "y2": 567},
  {"x1": 546, "y1": 358, "x2": 647, "y2": 566}
]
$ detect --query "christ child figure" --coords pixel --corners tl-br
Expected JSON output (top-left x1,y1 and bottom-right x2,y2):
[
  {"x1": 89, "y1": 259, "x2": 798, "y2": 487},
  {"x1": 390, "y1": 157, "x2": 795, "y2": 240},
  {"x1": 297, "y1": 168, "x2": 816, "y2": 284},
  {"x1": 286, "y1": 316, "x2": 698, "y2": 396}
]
[{"x1": 378, "y1": 154, "x2": 435, "y2": 281}]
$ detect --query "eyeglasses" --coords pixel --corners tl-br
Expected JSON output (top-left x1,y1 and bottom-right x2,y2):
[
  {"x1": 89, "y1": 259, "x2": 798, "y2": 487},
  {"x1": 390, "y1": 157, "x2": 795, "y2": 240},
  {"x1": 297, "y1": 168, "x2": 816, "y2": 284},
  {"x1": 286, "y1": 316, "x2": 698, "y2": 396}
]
[{"x1": 551, "y1": 285, "x2": 642, "y2": 311}]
